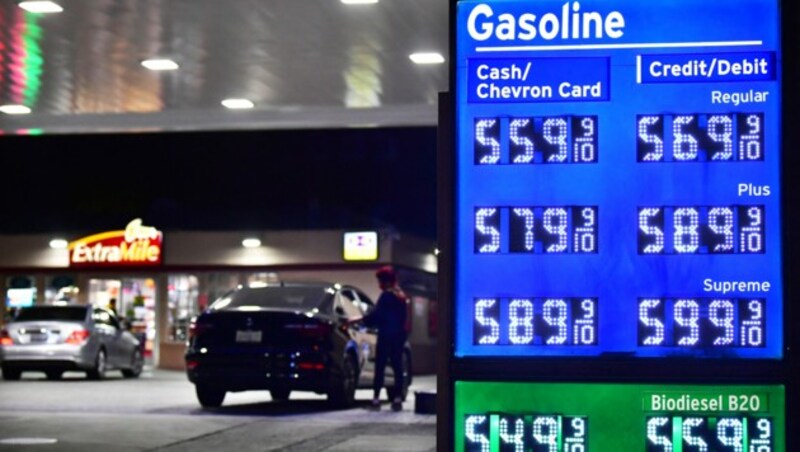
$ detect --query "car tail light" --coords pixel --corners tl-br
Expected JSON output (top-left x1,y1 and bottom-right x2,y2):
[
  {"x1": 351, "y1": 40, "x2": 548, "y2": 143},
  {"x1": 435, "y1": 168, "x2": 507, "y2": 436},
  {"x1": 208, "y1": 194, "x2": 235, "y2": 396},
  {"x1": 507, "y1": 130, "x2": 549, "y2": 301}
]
[
  {"x1": 188, "y1": 321, "x2": 214, "y2": 342},
  {"x1": 186, "y1": 360, "x2": 199, "y2": 370},
  {"x1": 0, "y1": 329, "x2": 12, "y2": 346},
  {"x1": 297, "y1": 362, "x2": 325, "y2": 371},
  {"x1": 65, "y1": 329, "x2": 90, "y2": 345},
  {"x1": 285, "y1": 322, "x2": 331, "y2": 339}
]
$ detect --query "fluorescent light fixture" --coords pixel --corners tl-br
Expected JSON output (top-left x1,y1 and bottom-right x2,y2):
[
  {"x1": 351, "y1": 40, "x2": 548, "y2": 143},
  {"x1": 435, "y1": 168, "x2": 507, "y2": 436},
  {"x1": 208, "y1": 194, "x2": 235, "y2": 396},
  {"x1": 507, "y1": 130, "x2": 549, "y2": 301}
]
[
  {"x1": 0, "y1": 105, "x2": 31, "y2": 115},
  {"x1": 18, "y1": 1, "x2": 63, "y2": 13},
  {"x1": 242, "y1": 238, "x2": 262, "y2": 248},
  {"x1": 141, "y1": 59, "x2": 179, "y2": 71},
  {"x1": 341, "y1": 0, "x2": 378, "y2": 4},
  {"x1": 49, "y1": 239, "x2": 68, "y2": 249},
  {"x1": 409, "y1": 52, "x2": 445, "y2": 64},
  {"x1": 221, "y1": 98, "x2": 255, "y2": 109}
]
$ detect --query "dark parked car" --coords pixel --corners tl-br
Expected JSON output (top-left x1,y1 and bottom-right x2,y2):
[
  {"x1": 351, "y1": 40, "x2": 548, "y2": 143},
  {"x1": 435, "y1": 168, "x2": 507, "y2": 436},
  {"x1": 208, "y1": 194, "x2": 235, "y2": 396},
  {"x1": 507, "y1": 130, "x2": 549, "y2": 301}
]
[
  {"x1": 185, "y1": 282, "x2": 412, "y2": 408},
  {"x1": 0, "y1": 305, "x2": 143, "y2": 380}
]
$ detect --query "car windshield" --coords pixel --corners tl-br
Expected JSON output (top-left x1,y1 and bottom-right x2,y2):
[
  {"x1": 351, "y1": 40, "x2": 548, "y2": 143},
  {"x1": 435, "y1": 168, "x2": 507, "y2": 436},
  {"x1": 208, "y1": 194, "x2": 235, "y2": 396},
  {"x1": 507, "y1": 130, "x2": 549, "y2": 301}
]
[
  {"x1": 209, "y1": 286, "x2": 333, "y2": 311},
  {"x1": 14, "y1": 306, "x2": 87, "y2": 322}
]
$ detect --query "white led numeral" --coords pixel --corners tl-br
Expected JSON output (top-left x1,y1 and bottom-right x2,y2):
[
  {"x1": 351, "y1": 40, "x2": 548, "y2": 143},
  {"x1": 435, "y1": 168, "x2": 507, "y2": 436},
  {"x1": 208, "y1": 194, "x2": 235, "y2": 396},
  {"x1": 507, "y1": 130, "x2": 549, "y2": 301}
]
[
  {"x1": 532, "y1": 416, "x2": 559, "y2": 452},
  {"x1": 499, "y1": 417, "x2": 525, "y2": 452},
  {"x1": 709, "y1": 299, "x2": 734, "y2": 346},
  {"x1": 543, "y1": 299, "x2": 568, "y2": 345},
  {"x1": 752, "y1": 419, "x2": 773, "y2": 451},
  {"x1": 708, "y1": 115, "x2": 733, "y2": 160},
  {"x1": 466, "y1": 415, "x2": 490, "y2": 452},
  {"x1": 574, "y1": 299, "x2": 596, "y2": 345},
  {"x1": 708, "y1": 207, "x2": 734, "y2": 252},
  {"x1": 544, "y1": 118, "x2": 568, "y2": 162},
  {"x1": 739, "y1": 114, "x2": 762, "y2": 160},
  {"x1": 647, "y1": 417, "x2": 673, "y2": 452},
  {"x1": 674, "y1": 299, "x2": 700, "y2": 346},
  {"x1": 639, "y1": 299, "x2": 665, "y2": 346},
  {"x1": 475, "y1": 299, "x2": 500, "y2": 345},
  {"x1": 513, "y1": 208, "x2": 535, "y2": 251},
  {"x1": 510, "y1": 119, "x2": 534, "y2": 164},
  {"x1": 740, "y1": 207, "x2": 763, "y2": 253},
  {"x1": 565, "y1": 418, "x2": 586, "y2": 452},
  {"x1": 544, "y1": 208, "x2": 568, "y2": 253},
  {"x1": 682, "y1": 417, "x2": 708, "y2": 452},
  {"x1": 716, "y1": 418, "x2": 744, "y2": 452},
  {"x1": 573, "y1": 208, "x2": 596, "y2": 253},
  {"x1": 476, "y1": 119, "x2": 501, "y2": 165},
  {"x1": 672, "y1": 115, "x2": 698, "y2": 160},
  {"x1": 639, "y1": 116, "x2": 664, "y2": 161},
  {"x1": 476, "y1": 208, "x2": 500, "y2": 253},
  {"x1": 573, "y1": 117, "x2": 595, "y2": 162},
  {"x1": 741, "y1": 300, "x2": 764, "y2": 347},
  {"x1": 509, "y1": 299, "x2": 534, "y2": 344},
  {"x1": 639, "y1": 208, "x2": 664, "y2": 253},
  {"x1": 673, "y1": 207, "x2": 699, "y2": 254}
]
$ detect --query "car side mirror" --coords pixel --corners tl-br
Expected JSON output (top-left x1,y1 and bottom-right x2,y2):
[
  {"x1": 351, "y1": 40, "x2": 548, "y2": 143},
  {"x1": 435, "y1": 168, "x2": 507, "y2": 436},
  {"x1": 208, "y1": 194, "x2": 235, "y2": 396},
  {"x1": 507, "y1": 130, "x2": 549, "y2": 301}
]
[{"x1": 121, "y1": 319, "x2": 132, "y2": 331}]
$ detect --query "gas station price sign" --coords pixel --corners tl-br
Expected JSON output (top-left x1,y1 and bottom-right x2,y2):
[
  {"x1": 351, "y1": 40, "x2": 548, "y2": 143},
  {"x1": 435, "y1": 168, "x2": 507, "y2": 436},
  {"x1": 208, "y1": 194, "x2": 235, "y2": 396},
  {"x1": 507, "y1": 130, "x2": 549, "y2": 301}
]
[
  {"x1": 454, "y1": 0, "x2": 782, "y2": 358},
  {"x1": 456, "y1": 382, "x2": 785, "y2": 451}
]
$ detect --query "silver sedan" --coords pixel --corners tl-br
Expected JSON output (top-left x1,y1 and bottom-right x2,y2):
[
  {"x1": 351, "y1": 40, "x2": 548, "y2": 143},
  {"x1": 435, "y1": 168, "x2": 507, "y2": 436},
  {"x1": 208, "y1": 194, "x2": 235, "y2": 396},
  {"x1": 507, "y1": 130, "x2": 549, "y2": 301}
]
[{"x1": 0, "y1": 305, "x2": 143, "y2": 380}]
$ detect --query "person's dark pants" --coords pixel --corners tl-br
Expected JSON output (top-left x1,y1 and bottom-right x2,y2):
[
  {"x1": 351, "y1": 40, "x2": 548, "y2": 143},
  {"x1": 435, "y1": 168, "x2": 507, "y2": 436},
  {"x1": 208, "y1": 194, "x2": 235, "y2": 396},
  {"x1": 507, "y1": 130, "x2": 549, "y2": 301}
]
[{"x1": 373, "y1": 333, "x2": 405, "y2": 400}]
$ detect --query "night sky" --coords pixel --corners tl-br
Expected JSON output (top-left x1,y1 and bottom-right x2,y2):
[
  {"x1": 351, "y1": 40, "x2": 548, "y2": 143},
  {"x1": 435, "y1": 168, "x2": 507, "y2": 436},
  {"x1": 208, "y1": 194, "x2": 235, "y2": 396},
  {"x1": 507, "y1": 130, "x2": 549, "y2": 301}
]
[{"x1": 0, "y1": 127, "x2": 438, "y2": 239}]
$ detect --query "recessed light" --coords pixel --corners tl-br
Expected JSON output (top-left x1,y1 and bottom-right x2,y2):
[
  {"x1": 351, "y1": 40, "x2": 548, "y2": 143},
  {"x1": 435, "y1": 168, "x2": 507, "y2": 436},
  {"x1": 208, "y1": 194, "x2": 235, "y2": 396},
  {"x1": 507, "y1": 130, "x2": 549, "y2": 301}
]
[
  {"x1": 409, "y1": 52, "x2": 445, "y2": 64},
  {"x1": 0, "y1": 105, "x2": 31, "y2": 115},
  {"x1": 341, "y1": 0, "x2": 378, "y2": 4},
  {"x1": 18, "y1": 1, "x2": 63, "y2": 13},
  {"x1": 141, "y1": 59, "x2": 179, "y2": 71},
  {"x1": 49, "y1": 239, "x2": 68, "y2": 249},
  {"x1": 242, "y1": 238, "x2": 262, "y2": 248},
  {"x1": 222, "y1": 98, "x2": 255, "y2": 109}
]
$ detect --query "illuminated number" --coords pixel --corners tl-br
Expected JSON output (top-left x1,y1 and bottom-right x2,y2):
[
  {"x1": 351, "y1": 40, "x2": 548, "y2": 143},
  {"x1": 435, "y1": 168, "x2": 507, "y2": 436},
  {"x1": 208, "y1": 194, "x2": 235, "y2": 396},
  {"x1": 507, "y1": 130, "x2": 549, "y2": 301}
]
[
  {"x1": 573, "y1": 207, "x2": 596, "y2": 253},
  {"x1": 532, "y1": 416, "x2": 559, "y2": 452},
  {"x1": 513, "y1": 208, "x2": 535, "y2": 251},
  {"x1": 682, "y1": 417, "x2": 708, "y2": 452},
  {"x1": 543, "y1": 299, "x2": 568, "y2": 345},
  {"x1": 638, "y1": 116, "x2": 664, "y2": 161},
  {"x1": 751, "y1": 418, "x2": 773, "y2": 451},
  {"x1": 647, "y1": 417, "x2": 673, "y2": 452},
  {"x1": 476, "y1": 208, "x2": 500, "y2": 253},
  {"x1": 510, "y1": 119, "x2": 535, "y2": 164},
  {"x1": 739, "y1": 114, "x2": 762, "y2": 160},
  {"x1": 639, "y1": 299, "x2": 665, "y2": 346},
  {"x1": 709, "y1": 299, "x2": 734, "y2": 346},
  {"x1": 544, "y1": 118, "x2": 568, "y2": 162},
  {"x1": 673, "y1": 207, "x2": 699, "y2": 254},
  {"x1": 499, "y1": 416, "x2": 525, "y2": 452},
  {"x1": 573, "y1": 117, "x2": 596, "y2": 162},
  {"x1": 475, "y1": 299, "x2": 500, "y2": 345},
  {"x1": 639, "y1": 208, "x2": 664, "y2": 253},
  {"x1": 707, "y1": 114, "x2": 733, "y2": 160},
  {"x1": 741, "y1": 299, "x2": 764, "y2": 347},
  {"x1": 466, "y1": 415, "x2": 490, "y2": 452},
  {"x1": 476, "y1": 119, "x2": 501, "y2": 165},
  {"x1": 708, "y1": 207, "x2": 734, "y2": 252},
  {"x1": 672, "y1": 115, "x2": 698, "y2": 161},
  {"x1": 565, "y1": 417, "x2": 587, "y2": 452},
  {"x1": 740, "y1": 206, "x2": 764, "y2": 253},
  {"x1": 509, "y1": 299, "x2": 534, "y2": 344},
  {"x1": 543, "y1": 208, "x2": 568, "y2": 253},
  {"x1": 573, "y1": 299, "x2": 596, "y2": 345},
  {"x1": 716, "y1": 418, "x2": 744, "y2": 452},
  {"x1": 674, "y1": 299, "x2": 700, "y2": 346}
]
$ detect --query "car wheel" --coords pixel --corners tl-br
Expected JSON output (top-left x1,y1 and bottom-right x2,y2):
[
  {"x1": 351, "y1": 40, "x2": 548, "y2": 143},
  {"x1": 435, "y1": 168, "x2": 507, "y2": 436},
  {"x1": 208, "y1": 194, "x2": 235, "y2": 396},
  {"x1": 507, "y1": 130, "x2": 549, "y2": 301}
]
[
  {"x1": 87, "y1": 349, "x2": 107, "y2": 380},
  {"x1": 121, "y1": 349, "x2": 143, "y2": 378},
  {"x1": 45, "y1": 370, "x2": 63, "y2": 381},
  {"x1": 386, "y1": 352, "x2": 411, "y2": 402},
  {"x1": 328, "y1": 356, "x2": 357, "y2": 408},
  {"x1": 196, "y1": 384, "x2": 226, "y2": 408},
  {"x1": 2, "y1": 367, "x2": 21, "y2": 381},
  {"x1": 270, "y1": 388, "x2": 291, "y2": 402}
]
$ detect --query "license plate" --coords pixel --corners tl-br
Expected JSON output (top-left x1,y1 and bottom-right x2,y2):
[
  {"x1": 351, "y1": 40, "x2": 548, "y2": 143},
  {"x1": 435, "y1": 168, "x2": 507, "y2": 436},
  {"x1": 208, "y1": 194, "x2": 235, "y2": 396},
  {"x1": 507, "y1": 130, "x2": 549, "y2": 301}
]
[
  {"x1": 28, "y1": 333, "x2": 47, "y2": 343},
  {"x1": 235, "y1": 330, "x2": 262, "y2": 343}
]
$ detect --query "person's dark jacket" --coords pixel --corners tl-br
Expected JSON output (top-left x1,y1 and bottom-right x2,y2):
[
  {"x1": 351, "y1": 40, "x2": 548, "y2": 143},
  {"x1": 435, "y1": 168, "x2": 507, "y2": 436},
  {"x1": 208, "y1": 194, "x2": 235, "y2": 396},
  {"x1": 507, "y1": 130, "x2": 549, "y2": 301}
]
[{"x1": 361, "y1": 288, "x2": 408, "y2": 337}]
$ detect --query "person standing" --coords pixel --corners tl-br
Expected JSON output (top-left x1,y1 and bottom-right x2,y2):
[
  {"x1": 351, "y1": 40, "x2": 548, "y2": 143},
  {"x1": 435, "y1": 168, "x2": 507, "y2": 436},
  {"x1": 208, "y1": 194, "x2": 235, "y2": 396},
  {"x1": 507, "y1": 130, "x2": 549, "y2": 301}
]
[{"x1": 354, "y1": 266, "x2": 409, "y2": 411}]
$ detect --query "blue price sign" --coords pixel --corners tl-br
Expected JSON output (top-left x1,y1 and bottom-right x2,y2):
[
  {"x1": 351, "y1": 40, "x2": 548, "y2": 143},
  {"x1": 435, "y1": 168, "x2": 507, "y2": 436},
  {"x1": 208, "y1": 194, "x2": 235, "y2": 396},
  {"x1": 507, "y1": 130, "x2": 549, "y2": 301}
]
[{"x1": 455, "y1": 0, "x2": 782, "y2": 359}]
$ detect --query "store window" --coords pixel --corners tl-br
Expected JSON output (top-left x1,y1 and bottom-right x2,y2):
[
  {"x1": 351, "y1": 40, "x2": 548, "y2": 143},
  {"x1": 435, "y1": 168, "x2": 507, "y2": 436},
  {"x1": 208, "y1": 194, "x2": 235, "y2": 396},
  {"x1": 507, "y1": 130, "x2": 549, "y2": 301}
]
[
  {"x1": 5, "y1": 275, "x2": 36, "y2": 321},
  {"x1": 207, "y1": 272, "x2": 241, "y2": 303},
  {"x1": 167, "y1": 274, "x2": 199, "y2": 342},
  {"x1": 45, "y1": 275, "x2": 78, "y2": 305},
  {"x1": 246, "y1": 272, "x2": 280, "y2": 288}
]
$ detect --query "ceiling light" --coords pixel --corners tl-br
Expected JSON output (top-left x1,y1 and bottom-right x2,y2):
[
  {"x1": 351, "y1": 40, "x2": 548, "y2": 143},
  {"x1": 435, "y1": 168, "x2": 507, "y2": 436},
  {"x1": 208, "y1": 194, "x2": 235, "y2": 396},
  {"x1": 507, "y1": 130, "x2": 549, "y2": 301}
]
[
  {"x1": 0, "y1": 105, "x2": 31, "y2": 115},
  {"x1": 221, "y1": 99, "x2": 255, "y2": 110},
  {"x1": 141, "y1": 59, "x2": 179, "y2": 71},
  {"x1": 409, "y1": 52, "x2": 445, "y2": 65},
  {"x1": 242, "y1": 238, "x2": 261, "y2": 248},
  {"x1": 341, "y1": 0, "x2": 378, "y2": 4},
  {"x1": 49, "y1": 239, "x2": 68, "y2": 249},
  {"x1": 18, "y1": 1, "x2": 63, "y2": 13}
]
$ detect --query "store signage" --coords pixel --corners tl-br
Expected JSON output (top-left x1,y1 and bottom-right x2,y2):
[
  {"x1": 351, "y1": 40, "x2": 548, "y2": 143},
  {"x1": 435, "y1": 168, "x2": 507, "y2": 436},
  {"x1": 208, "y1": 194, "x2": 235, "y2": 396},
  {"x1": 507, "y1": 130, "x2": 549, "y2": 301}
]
[
  {"x1": 455, "y1": 0, "x2": 781, "y2": 359},
  {"x1": 68, "y1": 219, "x2": 163, "y2": 267},
  {"x1": 343, "y1": 231, "x2": 379, "y2": 261}
]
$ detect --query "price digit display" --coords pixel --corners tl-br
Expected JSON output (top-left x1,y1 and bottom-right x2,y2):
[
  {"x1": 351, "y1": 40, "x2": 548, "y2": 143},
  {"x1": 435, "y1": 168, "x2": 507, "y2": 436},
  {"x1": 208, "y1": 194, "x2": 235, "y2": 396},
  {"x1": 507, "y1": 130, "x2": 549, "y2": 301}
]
[
  {"x1": 465, "y1": 414, "x2": 588, "y2": 452},
  {"x1": 646, "y1": 416, "x2": 773, "y2": 452}
]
